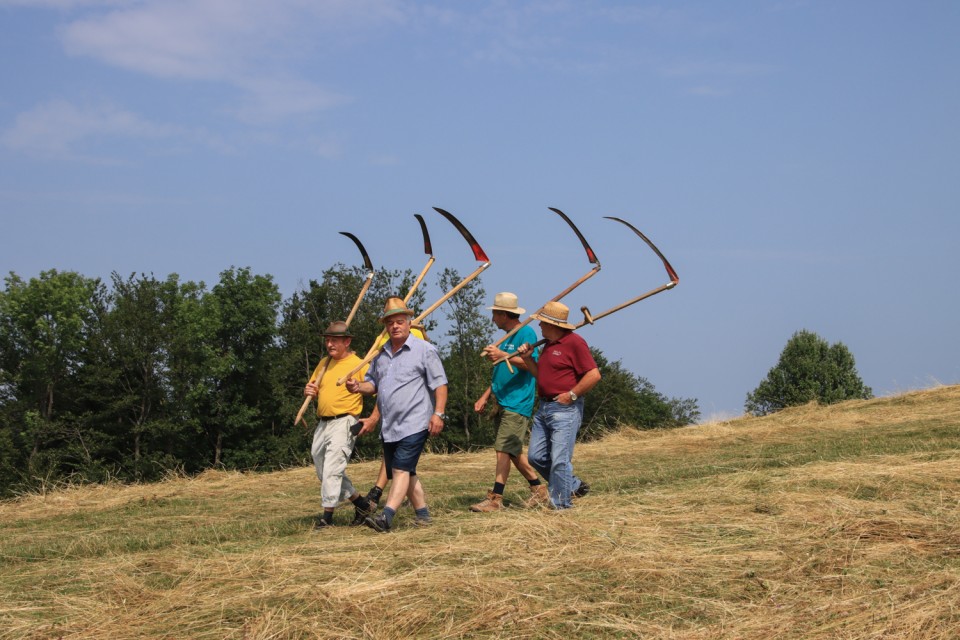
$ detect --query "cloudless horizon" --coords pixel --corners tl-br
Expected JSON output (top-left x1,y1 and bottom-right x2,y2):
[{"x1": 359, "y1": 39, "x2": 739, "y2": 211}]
[{"x1": 2, "y1": 1, "x2": 958, "y2": 421}]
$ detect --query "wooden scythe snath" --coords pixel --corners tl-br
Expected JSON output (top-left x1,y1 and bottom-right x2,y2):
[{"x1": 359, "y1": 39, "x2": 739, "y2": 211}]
[
  {"x1": 493, "y1": 217, "x2": 679, "y2": 370},
  {"x1": 294, "y1": 231, "x2": 375, "y2": 427},
  {"x1": 336, "y1": 206, "x2": 491, "y2": 385}
]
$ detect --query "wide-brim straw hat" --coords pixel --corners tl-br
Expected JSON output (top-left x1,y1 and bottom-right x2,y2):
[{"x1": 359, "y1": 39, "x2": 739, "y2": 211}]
[
  {"x1": 532, "y1": 301, "x2": 575, "y2": 330},
  {"x1": 321, "y1": 321, "x2": 352, "y2": 337},
  {"x1": 379, "y1": 296, "x2": 415, "y2": 323},
  {"x1": 487, "y1": 291, "x2": 525, "y2": 315}
]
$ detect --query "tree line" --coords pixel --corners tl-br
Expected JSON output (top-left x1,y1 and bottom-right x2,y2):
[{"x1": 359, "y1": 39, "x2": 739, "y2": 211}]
[{"x1": 0, "y1": 267, "x2": 698, "y2": 497}]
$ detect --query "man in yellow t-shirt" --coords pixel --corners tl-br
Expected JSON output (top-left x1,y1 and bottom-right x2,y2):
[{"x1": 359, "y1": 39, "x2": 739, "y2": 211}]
[{"x1": 303, "y1": 321, "x2": 374, "y2": 529}]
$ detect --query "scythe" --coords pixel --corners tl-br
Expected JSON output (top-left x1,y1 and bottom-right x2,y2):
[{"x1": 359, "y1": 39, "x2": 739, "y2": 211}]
[
  {"x1": 294, "y1": 231, "x2": 375, "y2": 427},
  {"x1": 494, "y1": 217, "x2": 678, "y2": 369},
  {"x1": 487, "y1": 207, "x2": 601, "y2": 372}
]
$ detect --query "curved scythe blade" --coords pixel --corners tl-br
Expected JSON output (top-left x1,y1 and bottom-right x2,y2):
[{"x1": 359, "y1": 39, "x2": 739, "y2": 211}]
[
  {"x1": 338, "y1": 232, "x2": 373, "y2": 272},
  {"x1": 573, "y1": 218, "x2": 678, "y2": 326},
  {"x1": 432, "y1": 207, "x2": 490, "y2": 262},
  {"x1": 549, "y1": 207, "x2": 599, "y2": 264},
  {"x1": 604, "y1": 217, "x2": 678, "y2": 285},
  {"x1": 414, "y1": 213, "x2": 433, "y2": 256}
]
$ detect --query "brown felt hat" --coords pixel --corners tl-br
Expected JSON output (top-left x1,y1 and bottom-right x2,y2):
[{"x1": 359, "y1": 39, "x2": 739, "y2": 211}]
[
  {"x1": 321, "y1": 321, "x2": 352, "y2": 337},
  {"x1": 379, "y1": 296, "x2": 415, "y2": 323},
  {"x1": 487, "y1": 292, "x2": 525, "y2": 315},
  {"x1": 532, "y1": 301, "x2": 575, "y2": 330}
]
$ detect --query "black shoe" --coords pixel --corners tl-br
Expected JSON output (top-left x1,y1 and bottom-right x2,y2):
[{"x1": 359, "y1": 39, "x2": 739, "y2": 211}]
[
  {"x1": 350, "y1": 504, "x2": 372, "y2": 527},
  {"x1": 314, "y1": 518, "x2": 333, "y2": 530},
  {"x1": 573, "y1": 480, "x2": 591, "y2": 499},
  {"x1": 365, "y1": 513, "x2": 391, "y2": 533}
]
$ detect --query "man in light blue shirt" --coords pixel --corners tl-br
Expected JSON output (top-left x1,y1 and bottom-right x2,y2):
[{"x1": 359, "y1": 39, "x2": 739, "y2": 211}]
[
  {"x1": 346, "y1": 297, "x2": 448, "y2": 532},
  {"x1": 471, "y1": 292, "x2": 546, "y2": 512}
]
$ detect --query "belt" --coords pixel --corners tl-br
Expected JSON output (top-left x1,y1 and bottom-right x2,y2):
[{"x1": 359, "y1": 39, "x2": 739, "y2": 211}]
[{"x1": 319, "y1": 413, "x2": 355, "y2": 421}]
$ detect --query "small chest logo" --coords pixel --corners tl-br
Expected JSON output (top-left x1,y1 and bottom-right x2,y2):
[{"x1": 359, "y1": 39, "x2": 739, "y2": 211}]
[{"x1": 551, "y1": 349, "x2": 562, "y2": 357}]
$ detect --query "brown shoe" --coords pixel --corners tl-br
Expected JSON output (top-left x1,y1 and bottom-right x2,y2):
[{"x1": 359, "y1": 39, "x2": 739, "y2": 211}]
[
  {"x1": 523, "y1": 484, "x2": 550, "y2": 509},
  {"x1": 470, "y1": 491, "x2": 504, "y2": 512}
]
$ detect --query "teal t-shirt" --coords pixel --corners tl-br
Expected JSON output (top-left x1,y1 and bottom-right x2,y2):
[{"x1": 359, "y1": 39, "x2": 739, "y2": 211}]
[{"x1": 491, "y1": 324, "x2": 539, "y2": 417}]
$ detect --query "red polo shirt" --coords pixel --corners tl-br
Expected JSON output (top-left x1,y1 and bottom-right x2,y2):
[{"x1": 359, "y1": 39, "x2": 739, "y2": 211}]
[{"x1": 535, "y1": 331, "x2": 597, "y2": 398}]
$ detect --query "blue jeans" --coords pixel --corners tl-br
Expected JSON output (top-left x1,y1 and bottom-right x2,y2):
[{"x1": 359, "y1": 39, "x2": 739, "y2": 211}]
[{"x1": 527, "y1": 398, "x2": 585, "y2": 509}]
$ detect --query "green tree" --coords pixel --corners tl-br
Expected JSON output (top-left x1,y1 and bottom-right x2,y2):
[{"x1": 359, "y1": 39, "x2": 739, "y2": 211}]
[
  {"x1": 0, "y1": 270, "x2": 104, "y2": 480},
  {"x1": 745, "y1": 329, "x2": 873, "y2": 416},
  {"x1": 434, "y1": 268, "x2": 494, "y2": 451},
  {"x1": 78, "y1": 273, "x2": 200, "y2": 480},
  {"x1": 204, "y1": 267, "x2": 282, "y2": 468}
]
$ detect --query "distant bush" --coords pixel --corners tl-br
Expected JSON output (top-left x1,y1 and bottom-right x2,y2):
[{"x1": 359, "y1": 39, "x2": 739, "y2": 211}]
[{"x1": 746, "y1": 329, "x2": 872, "y2": 416}]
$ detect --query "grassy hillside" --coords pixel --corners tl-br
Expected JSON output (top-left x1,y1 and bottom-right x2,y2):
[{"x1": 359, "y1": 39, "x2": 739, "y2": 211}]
[{"x1": 2, "y1": 386, "x2": 959, "y2": 639}]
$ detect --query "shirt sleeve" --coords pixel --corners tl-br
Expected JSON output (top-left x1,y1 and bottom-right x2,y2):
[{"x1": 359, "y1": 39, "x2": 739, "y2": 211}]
[
  {"x1": 571, "y1": 336, "x2": 598, "y2": 376},
  {"x1": 423, "y1": 345, "x2": 448, "y2": 391},
  {"x1": 364, "y1": 357, "x2": 378, "y2": 391}
]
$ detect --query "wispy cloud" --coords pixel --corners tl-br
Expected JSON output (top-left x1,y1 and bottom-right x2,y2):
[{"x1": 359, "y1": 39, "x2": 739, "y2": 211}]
[
  {"x1": 56, "y1": 0, "x2": 404, "y2": 123},
  {"x1": 1, "y1": 100, "x2": 224, "y2": 161}
]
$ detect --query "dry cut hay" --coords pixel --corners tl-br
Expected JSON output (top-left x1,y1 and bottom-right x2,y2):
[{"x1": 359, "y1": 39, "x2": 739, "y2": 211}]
[{"x1": 1, "y1": 385, "x2": 959, "y2": 639}]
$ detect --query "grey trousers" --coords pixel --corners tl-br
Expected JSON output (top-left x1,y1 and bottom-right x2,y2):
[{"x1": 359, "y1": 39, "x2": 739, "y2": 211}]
[{"x1": 311, "y1": 415, "x2": 358, "y2": 508}]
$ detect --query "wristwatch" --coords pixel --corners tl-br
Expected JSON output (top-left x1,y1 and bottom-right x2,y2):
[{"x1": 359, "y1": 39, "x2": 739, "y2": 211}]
[
  {"x1": 568, "y1": 391, "x2": 578, "y2": 402},
  {"x1": 434, "y1": 412, "x2": 448, "y2": 422}
]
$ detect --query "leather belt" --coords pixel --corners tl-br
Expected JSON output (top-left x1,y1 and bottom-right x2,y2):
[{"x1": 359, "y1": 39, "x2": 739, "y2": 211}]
[{"x1": 319, "y1": 413, "x2": 354, "y2": 421}]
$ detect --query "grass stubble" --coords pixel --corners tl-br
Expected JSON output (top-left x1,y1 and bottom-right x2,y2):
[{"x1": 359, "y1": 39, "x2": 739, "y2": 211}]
[{"x1": 1, "y1": 386, "x2": 958, "y2": 639}]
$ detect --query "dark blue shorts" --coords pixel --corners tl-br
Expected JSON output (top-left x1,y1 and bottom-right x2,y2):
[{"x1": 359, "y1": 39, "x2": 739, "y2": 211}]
[{"x1": 382, "y1": 429, "x2": 429, "y2": 478}]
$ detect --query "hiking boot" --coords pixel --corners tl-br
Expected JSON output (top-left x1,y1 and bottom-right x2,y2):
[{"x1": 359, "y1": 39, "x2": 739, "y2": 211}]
[
  {"x1": 413, "y1": 516, "x2": 432, "y2": 527},
  {"x1": 572, "y1": 480, "x2": 591, "y2": 499},
  {"x1": 470, "y1": 491, "x2": 504, "y2": 513},
  {"x1": 350, "y1": 503, "x2": 373, "y2": 527},
  {"x1": 364, "y1": 513, "x2": 391, "y2": 533},
  {"x1": 523, "y1": 484, "x2": 550, "y2": 509},
  {"x1": 365, "y1": 488, "x2": 381, "y2": 511},
  {"x1": 313, "y1": 517, "x2": 333, "y2": 530}
]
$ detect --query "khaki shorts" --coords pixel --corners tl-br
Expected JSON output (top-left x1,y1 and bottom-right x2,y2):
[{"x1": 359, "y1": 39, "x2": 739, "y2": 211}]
[{"x1": 494, "y1": 410, "x2": 531, "y2": 457}]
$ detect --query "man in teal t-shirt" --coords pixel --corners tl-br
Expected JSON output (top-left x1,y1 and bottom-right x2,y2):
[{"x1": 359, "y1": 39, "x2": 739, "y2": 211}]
[{"x1": 471, "y1": 293, "x2": 547, "y2": 512}]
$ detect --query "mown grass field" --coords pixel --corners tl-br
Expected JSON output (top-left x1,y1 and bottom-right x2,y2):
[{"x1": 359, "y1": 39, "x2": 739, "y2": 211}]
[{"x1": 2, "y1": 385, "x2": 959, "y2": 639}]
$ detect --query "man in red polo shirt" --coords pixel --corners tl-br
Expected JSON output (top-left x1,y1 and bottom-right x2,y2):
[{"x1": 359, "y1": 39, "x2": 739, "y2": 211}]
[{"x1": 517, "y1": 301, "x2": 601, "y2": 509}]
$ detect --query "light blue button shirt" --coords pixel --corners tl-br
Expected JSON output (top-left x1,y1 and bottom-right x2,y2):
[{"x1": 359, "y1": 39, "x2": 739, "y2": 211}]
[{"x1": 366, "y1": 334, "x2": 448, "y2": 443}]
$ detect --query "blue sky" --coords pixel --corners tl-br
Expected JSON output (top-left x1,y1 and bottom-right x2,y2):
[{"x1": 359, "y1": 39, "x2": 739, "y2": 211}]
[{"x1": 2, "y1": 1, "x2": 958, "y2": 421}]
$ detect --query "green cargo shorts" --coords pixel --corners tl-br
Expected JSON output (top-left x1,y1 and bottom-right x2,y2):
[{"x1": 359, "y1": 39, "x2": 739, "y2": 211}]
[{"x1": 494, "y1": 410, "x2": 531, "y2": 458}]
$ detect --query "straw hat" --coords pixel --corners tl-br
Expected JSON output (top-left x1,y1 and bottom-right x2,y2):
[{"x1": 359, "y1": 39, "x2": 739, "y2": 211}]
[
  {"x1": 487, "y1": 292, "x2": 525, "y2": 315},
  {"x1": 532, "y1": 301, "x2": 575, "y2": 330},
  {"x1": 379, "y1": 296, "x2": 415, "y2": 323},
  {"x1": 321, "y1": 321, "x2": 352, "y2": 337}
]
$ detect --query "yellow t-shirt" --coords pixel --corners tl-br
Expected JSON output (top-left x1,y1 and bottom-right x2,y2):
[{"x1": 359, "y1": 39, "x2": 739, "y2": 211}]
[{"x1": 307, "y1": 354, "x2": 368, "y2": 417}]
